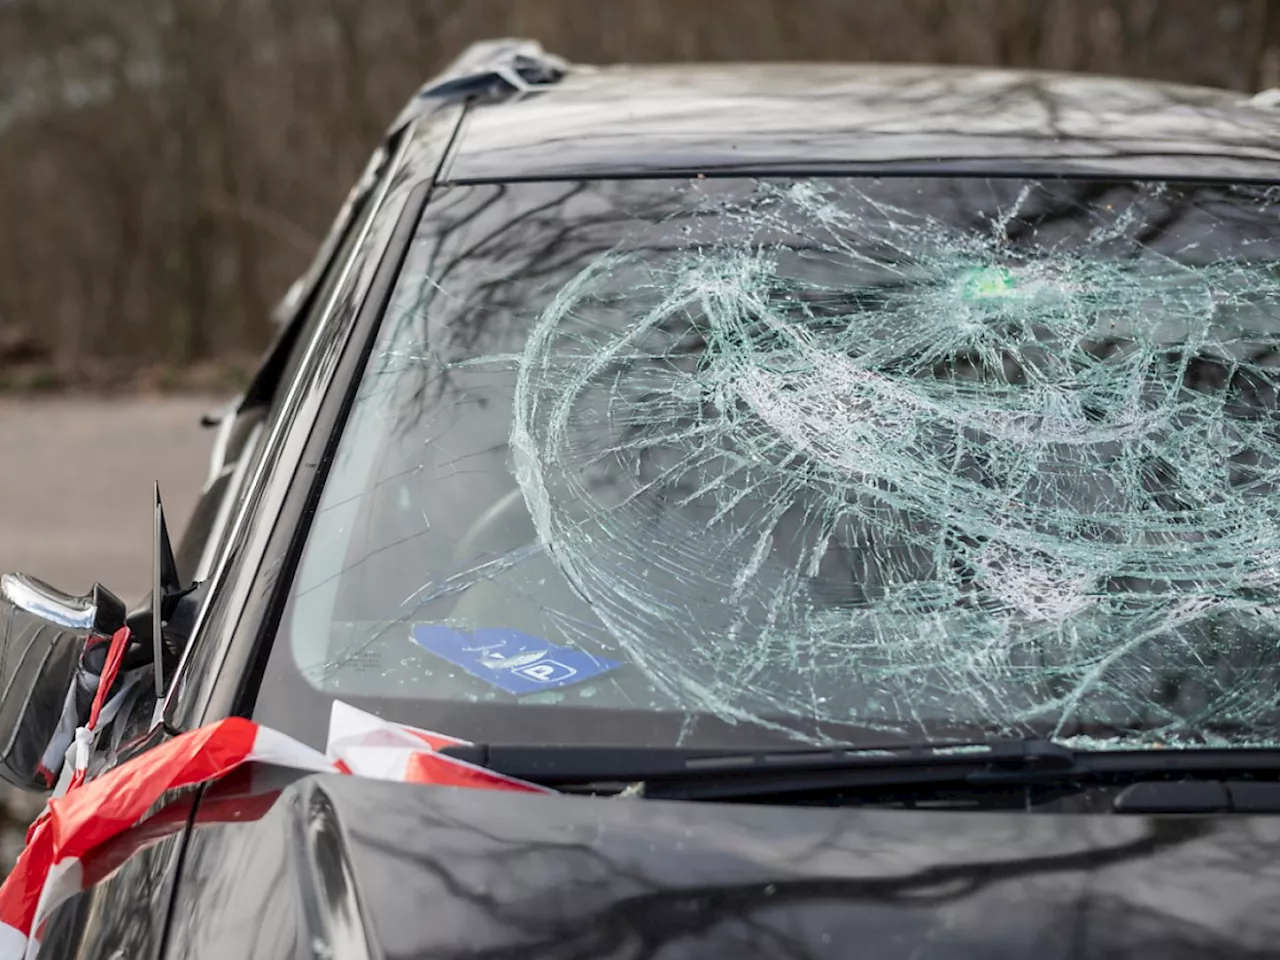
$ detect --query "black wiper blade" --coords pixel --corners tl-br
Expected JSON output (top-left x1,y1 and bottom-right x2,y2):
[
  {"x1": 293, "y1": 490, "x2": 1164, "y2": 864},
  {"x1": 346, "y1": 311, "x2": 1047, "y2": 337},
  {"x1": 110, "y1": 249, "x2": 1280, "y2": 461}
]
[
  {"x1": 441, "y1": 740, "x2": 1280, "y2": 803},
  {"x1": 442, "y1": 738, "x2": 1075, "y2": 788}
]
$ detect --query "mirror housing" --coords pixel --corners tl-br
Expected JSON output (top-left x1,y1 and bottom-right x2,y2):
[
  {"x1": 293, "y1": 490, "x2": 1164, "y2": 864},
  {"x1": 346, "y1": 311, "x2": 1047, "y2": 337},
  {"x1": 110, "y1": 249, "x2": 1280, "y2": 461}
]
[{"x1": 0, "y1": 573, "x2": 126, "y2": 791}]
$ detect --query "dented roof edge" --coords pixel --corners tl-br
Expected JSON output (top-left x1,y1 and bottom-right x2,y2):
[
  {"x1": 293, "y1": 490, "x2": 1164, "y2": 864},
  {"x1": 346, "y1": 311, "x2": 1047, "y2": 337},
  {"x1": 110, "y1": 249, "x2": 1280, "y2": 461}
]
[{"x1": 386, "y1": 38, "x2": 570, "y2": 136}]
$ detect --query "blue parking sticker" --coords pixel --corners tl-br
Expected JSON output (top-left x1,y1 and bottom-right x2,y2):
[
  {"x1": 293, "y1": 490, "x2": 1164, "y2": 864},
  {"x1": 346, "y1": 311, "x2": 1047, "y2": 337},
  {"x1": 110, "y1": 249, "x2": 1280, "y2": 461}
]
[{"x1": 410, "y1": 625, "x2": 621, "y2": 696}]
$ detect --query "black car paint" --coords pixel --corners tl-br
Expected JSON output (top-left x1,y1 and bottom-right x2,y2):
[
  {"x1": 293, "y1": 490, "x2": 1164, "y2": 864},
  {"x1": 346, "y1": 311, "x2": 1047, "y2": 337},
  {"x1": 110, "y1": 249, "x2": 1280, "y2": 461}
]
[
  {"x1": 37, "y1": 791, "x2": 196, "y2": 960},
  {"x1": 442, "y1": 63, "x2": 1280, "y2": 183},
  {"x1": 35, "y1": 61, "x2": 1280, "y2": 958},
  {"x1": 158, "y1": 768, "x2": 1279, "y2": 959}
]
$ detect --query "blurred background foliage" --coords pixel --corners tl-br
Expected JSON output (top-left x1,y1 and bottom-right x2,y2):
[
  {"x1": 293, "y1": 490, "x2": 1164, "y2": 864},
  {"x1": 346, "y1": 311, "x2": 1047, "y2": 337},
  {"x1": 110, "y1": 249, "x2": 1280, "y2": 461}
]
[{"x1": 1, "y1": 0, "x2": 1279, "y2": 382}]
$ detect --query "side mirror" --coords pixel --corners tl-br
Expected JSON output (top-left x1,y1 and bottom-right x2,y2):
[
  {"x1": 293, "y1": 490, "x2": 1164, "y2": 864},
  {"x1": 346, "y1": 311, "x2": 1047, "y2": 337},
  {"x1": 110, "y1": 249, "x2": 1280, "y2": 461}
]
[{"x1": 0, "y1": 573, "x2": 125, "y2": 790}]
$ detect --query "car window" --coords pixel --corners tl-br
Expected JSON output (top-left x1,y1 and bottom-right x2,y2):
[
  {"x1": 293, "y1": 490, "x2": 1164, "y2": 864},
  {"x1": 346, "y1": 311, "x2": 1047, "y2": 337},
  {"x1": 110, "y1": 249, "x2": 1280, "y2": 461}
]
[{"x1": 265, "y1": 175, "x2": 1280, "y2": 750}]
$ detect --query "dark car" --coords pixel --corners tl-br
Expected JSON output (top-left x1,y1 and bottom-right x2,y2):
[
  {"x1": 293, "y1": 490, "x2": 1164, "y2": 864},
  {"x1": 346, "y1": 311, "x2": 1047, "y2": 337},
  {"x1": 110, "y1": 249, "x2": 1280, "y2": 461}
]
[{"x1": 7, "y1": 38, "x2": 1280, "y2": 958}]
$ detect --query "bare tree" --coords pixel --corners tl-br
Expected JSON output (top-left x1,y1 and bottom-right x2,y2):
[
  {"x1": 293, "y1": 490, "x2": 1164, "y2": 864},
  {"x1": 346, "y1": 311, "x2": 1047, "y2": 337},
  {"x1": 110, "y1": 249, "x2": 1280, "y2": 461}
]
[{"x1": 0, "y1": 0, "x2": 1269, "y2": 374}]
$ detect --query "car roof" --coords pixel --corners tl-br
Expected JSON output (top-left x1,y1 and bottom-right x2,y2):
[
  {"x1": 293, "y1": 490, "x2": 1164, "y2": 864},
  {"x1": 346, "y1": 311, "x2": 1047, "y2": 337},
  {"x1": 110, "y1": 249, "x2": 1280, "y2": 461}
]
[{"x1": 434, "y1": 62, "x2": 1280, "y2": 183}]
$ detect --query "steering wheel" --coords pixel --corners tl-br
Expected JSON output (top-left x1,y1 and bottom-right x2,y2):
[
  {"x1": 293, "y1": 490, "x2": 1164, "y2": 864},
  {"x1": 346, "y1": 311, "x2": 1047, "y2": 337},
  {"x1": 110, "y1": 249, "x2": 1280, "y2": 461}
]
[{"x1": 450, "y1": 487, "x2": 532, "y2": 564}]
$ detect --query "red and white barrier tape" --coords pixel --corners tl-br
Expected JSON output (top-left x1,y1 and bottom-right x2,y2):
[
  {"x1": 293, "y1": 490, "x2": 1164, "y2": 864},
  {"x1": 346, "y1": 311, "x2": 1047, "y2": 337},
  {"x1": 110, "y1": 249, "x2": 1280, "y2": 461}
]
[{"x1": 0, "y1": 698, "x2": 546, "y2": 958}]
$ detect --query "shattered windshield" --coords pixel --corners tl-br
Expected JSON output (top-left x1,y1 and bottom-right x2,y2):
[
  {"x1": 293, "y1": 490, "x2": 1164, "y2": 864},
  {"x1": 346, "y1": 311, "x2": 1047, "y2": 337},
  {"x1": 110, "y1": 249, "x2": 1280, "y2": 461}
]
[{"x1": 275, "y1": 175, "x2": 1280, "y2": 750}]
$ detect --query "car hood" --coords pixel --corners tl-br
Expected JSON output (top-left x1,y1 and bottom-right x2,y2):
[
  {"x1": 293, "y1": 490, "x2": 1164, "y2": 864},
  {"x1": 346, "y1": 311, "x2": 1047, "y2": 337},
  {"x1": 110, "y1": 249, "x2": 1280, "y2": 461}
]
[{"x1": 164, "y1": 767, "x2": 1280, "y2": 959}]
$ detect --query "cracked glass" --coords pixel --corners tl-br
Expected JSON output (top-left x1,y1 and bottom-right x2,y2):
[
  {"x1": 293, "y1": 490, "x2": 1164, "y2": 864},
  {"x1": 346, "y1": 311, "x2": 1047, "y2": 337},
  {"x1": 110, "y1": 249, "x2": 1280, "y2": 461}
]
[{"x1": 277, "y1": 175, "x2": 1280, "y2": 749}]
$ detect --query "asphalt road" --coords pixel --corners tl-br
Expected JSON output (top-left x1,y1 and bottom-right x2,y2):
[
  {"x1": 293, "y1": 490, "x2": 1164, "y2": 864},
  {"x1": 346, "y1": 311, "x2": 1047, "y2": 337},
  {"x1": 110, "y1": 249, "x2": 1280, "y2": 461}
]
[{"x1": 0, "y1": 397, "x2": 221, "y2": 603}]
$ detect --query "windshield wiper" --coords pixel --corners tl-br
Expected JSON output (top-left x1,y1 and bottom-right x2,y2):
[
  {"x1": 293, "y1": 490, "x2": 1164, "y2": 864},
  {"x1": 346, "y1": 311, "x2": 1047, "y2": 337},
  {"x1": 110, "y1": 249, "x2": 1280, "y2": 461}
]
[{"x1": 440, "y1": 739, "x2": 1280, "y2": 806}]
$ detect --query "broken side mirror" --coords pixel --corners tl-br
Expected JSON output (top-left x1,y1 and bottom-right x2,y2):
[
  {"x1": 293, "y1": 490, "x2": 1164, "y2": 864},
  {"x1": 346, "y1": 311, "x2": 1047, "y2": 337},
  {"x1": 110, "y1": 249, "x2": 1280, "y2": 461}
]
[
  {"x1": 0, "y1": 483, "x2": 194, "y2": 791},
  {"x1": 0, "y1": 573, "x2": 126, "y2": 790}
]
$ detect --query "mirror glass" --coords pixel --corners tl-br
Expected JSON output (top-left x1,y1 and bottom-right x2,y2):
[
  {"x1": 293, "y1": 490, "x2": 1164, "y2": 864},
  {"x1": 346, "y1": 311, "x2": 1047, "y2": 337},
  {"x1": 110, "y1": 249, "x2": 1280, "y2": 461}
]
[{"x1": 0, "y1": 573, "x2": 125, "y2": 790}]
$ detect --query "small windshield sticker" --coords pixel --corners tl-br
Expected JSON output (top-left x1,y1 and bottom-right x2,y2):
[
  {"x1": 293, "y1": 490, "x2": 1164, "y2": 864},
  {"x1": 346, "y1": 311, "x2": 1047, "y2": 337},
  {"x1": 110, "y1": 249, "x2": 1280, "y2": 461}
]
[{"x1": 410, "y1": 625, "x2": 621, "y2": 696}]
